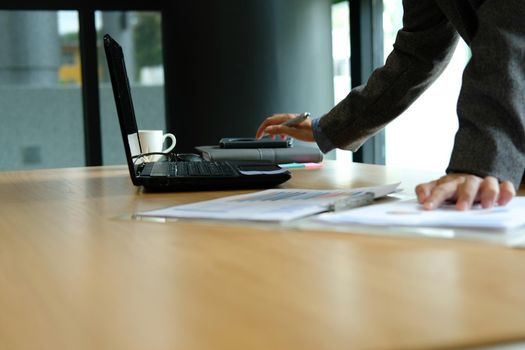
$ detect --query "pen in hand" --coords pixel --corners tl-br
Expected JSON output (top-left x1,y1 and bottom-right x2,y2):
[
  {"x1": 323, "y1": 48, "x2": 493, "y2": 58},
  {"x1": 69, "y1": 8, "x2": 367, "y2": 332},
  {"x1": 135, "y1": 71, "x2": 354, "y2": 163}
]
[
  {"x1": 260, "y1": 112, "x2": 311, "y2": 138},
  {"x1": 280, "y1": 112, "x2": 310, "y2": 127}
]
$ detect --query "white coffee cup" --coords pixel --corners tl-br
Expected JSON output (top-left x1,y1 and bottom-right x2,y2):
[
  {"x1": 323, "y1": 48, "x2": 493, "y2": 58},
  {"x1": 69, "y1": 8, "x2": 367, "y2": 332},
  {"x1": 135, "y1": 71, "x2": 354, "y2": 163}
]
[{"x1": 129, "y1": 130, "x2": 176, "y2": 162}]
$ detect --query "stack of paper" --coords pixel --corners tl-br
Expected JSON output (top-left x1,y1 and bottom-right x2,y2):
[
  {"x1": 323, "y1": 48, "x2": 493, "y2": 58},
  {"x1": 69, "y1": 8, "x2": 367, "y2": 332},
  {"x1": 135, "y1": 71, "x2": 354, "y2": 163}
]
[{"x1": 137, "y1": 183, "x2": 400, "y2": 222}]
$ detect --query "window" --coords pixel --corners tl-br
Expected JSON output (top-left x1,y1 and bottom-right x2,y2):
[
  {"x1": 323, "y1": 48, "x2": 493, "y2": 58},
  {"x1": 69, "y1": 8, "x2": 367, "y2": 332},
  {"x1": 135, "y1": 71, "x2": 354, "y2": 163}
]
[
  {"x1": 96, "y1": 11, "x2": 166, "y2": 165},
  {"x1": 331, "y1": 1, "x2": 352, "y2": 164},
  {"x1": 0, "y1": 3, "x2": 165, "y2": 171},
  {"x1": 0, "y1": 10, "x2": 84, "y2": 170},
  {"x1": 383, "y1": 0, "x2": 470, "y2": 171}
]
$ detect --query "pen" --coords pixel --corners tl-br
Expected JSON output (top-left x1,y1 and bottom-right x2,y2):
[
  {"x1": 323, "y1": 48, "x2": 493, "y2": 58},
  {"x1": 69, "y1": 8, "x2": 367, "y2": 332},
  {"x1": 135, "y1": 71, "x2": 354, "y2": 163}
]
[
  {"x1": 328, "y1": 191, "x2": 375, "y2": 212},
  {"x1": 280, "y1": 112, "x2": 310, "y2": 127}
]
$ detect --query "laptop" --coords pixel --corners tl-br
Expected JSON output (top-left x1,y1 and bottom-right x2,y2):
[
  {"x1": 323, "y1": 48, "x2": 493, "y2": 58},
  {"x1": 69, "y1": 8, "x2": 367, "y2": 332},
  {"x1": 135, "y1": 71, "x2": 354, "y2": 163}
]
[{"x1": 103, "y1": 34, "x2": 291, "y2": 191}]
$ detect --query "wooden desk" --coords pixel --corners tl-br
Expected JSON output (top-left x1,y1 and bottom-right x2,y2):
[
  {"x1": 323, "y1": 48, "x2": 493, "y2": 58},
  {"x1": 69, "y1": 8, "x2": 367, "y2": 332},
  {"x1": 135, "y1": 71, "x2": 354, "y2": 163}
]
[{"x1": 1, "y1": 162, "x2": 524, "y2": 350}]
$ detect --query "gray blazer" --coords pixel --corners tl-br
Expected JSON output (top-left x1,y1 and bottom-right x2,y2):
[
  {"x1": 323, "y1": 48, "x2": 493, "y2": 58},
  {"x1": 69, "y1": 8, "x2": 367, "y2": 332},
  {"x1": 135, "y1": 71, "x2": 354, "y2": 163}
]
[{"x1": 319, "y1": 0, "x2": 525, "y2": 187}]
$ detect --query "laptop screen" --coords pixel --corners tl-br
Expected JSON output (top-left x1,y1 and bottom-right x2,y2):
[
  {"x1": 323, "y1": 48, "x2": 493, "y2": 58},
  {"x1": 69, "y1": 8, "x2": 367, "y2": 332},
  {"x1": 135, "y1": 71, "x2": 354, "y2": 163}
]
[{"x1": 103, "y1": 34, "x2": 142, "y2": 185}]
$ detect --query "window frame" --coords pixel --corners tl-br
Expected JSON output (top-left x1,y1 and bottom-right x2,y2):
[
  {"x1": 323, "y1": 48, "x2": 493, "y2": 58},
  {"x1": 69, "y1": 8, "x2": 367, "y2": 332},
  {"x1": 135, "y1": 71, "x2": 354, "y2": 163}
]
[{"x1": 349, "y1": 0, "x2": 385, "y2": 164}]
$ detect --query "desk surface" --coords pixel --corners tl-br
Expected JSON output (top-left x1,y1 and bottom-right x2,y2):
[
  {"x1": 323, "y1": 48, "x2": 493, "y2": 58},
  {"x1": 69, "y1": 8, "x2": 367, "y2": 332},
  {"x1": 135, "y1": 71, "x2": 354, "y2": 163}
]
[{"x1": 1, "y1": 162, "x2": 525, "y2": 350}]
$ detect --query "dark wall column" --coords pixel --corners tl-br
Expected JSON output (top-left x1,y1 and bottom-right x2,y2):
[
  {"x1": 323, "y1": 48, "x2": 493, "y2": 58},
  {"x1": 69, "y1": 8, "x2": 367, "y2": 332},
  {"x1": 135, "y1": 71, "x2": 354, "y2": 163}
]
[{"x1": 162, "y1": 0, "x2": 334, "y2": 153}]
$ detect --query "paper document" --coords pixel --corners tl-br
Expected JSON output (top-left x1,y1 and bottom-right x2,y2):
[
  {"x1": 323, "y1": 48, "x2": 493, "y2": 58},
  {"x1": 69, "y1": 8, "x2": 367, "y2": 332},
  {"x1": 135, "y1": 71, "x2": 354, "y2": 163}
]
[
  {"x1": 315, "y1": 197, "x2": 525, "y2": 231},
  {"x1": 137, "y1": 183, "x2": 400, "y2": 222}
]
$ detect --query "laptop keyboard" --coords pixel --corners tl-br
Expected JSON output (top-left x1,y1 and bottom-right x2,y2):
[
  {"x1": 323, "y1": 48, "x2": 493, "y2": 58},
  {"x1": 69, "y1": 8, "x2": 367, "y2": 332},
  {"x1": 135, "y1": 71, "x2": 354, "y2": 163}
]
[{"x1": 144, "y1": 161, "x2": 237, "y2": 177}]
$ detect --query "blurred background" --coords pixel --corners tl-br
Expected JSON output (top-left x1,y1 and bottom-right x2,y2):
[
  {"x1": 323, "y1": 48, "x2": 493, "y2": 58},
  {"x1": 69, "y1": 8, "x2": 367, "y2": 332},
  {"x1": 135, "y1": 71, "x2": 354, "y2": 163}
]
[{"x1": 0, "y1": 0, "x2": 468, "y2": 172}]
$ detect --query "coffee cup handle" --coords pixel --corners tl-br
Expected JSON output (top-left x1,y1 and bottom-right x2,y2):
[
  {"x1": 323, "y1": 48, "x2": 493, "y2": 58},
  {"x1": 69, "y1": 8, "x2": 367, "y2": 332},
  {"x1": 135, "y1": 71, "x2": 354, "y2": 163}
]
[{"x1": 162, "y1": 133, "x2": 177, "y2": 154}]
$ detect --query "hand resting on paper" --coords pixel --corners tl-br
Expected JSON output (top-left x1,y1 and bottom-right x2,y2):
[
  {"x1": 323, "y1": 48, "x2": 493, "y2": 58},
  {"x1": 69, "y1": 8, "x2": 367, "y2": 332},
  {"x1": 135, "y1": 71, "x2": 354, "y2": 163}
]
[{"x1": 416, "y1": 173, "x2": 516, "y2": 211}]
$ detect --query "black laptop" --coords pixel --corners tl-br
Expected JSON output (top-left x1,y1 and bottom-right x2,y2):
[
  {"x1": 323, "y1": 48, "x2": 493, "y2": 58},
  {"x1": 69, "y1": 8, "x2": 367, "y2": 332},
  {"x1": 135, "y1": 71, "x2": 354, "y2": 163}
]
[{"x1": 103, "y1": 34, "x2": 291, "y2": 191}]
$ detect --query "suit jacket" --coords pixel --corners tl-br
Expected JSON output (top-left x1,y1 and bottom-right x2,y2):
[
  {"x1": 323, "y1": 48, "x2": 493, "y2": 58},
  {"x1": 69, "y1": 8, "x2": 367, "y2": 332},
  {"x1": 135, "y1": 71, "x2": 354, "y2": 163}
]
[{"x1": 318, "y1": 0, "x2": 525, "y2": 187}]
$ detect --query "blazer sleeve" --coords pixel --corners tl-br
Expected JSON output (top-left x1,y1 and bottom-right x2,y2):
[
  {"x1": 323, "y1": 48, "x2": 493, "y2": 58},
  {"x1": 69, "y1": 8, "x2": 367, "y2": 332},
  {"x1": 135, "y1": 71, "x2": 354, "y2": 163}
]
[
  {"x1": 447, "y1": 0, "x2": 525, "y2": 187},
  {"x1": 318, "y1": 0, "x2": 459, "y2": 152}
]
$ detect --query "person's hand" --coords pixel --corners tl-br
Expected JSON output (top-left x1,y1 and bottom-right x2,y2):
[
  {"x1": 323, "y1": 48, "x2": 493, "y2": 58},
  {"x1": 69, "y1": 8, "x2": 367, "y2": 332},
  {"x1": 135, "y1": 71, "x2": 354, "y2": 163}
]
[
  {"x1": 255, "y1": 113, "x2": 315, "y2": 142},
  {"x1": 415, "y1": 173, "x2": 516, "y2": 210}
]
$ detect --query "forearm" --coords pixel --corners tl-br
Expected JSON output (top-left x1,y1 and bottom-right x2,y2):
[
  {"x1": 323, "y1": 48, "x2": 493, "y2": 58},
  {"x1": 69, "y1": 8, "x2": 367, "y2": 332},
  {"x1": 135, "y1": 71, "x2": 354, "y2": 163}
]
[
  {"x1": 319, "y1": 1, "x2": 458, "y2": 151},
  {"x1": 447, "y1": 1, "x2": 525, "y2": 188}
]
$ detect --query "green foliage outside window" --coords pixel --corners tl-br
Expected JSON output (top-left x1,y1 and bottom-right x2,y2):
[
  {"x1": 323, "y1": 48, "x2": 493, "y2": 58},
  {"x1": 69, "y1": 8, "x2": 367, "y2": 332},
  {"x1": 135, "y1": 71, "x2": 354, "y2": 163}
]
[{"x1": 133, "y1": 13, "x2": 162, "y2": 75}]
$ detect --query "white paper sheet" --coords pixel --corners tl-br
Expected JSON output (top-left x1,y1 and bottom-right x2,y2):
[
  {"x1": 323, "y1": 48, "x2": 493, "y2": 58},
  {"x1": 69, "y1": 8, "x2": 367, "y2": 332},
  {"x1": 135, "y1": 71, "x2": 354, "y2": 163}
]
[
  {"x1": 315, "y1": 197, "x2": 525, "y2": 231},
  {"x1": 136, "y1": 183, "x2": 400, "y2": 222}
]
